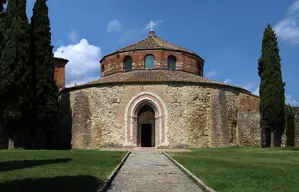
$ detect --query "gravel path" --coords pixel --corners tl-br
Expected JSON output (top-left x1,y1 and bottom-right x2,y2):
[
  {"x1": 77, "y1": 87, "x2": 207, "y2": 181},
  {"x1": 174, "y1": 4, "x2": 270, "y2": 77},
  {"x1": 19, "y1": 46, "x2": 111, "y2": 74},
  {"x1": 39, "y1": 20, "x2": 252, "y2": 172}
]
[{"x1": 107, "y1": 152, "x2": 203, "y2": 192}]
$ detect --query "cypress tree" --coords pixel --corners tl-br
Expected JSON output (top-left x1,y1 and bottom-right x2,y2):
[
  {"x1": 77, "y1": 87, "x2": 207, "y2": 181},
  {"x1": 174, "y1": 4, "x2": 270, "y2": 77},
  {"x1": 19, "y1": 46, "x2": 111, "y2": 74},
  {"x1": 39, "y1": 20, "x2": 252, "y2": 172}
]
[
  {"x1": 0, "y1": 0, "x2": 31, "y2": 148},
  {"x1": 0, "y1": 1, "x2": 5, "y2": 52},
  {"x1": 285, "y1": 104, "x2": 295, "y2": 147},
  {"x1": 258, "y1": 24, "x2": 285, "y2": 147},
  {"x1": 30, "y1": 0, "x2": 59, "y2": 148},
  {"x1": 0, "y1": 0, "x2": 7, "y2": 149},
  {"x1": 0, "y1": 0, "x2": 7, "y2": 57}
]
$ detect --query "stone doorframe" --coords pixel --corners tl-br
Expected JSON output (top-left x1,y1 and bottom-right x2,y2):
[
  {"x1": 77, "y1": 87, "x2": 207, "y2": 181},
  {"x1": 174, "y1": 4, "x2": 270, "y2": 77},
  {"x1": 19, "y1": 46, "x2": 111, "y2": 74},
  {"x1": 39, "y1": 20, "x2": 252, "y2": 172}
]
[{"x1": 124, "y1": 92, "x2": 168, "y2": 147}]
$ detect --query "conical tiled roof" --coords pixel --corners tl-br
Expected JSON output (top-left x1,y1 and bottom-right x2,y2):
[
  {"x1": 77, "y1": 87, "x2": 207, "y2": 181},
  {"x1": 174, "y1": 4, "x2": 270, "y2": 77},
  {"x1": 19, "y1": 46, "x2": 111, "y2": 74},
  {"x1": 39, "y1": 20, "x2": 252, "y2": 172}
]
[
  {"x1": 102, "y1": 31, "x2": 199, "y2": 61},
  {"x1": 64, "y1": 70, "x2": 250, "y2": 94}
]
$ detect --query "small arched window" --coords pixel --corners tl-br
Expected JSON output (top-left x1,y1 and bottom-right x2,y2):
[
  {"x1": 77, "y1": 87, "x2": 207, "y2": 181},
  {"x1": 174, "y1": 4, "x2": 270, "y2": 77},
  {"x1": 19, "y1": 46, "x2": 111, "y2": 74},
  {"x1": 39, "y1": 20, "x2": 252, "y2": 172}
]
[
  {"x1": 144, "y1": 55, "x2": 155, "y2": 69},
  {"x1": 198, "y1": 63, "x2": 202, "y2": 75},
  {"x1": 167, "y1": 55, "x2": 176, "y2": 69},
  {"x1": 101, "y1": 64, "x2": 105, "y2": 72},
  {"x1": 123, "y1": 56, "x2": 132, "y2": 70}
]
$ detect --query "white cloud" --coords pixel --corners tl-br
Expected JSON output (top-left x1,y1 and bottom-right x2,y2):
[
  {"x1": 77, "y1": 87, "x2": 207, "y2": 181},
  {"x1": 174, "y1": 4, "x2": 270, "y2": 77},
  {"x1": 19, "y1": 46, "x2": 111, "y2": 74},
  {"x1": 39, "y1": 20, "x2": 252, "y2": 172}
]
[
  {"x1": 252, "y1": 86, "x2": 259, "y2": 96},
  {"x1": 144, "y1": 20, "x2": 163, "y2": 31},
  {"x1": 241, "y1": 83, "x2": 256, "y2": 92},
  {"x1": 206, "y1": 70, "x2": 216, "y2": 78},
  {"x1": 274, "y1": 0, "x2": 299, "y2": 44},
  {"x1": 67, "y1": 30, "x2": 78, "y2": 43},
  {"x1": 286, "y1": 94, "x2": 299, "y2": 106},
  {"x1": 107, "y1": 19, "x2": 122, "y2": 33},
  {"x1": 54, "y1": 39, "x2": 101, "y2": 87},
  {"x1": 288, "y1": 0, "x2": 299, "y2": 15},
  {"x1": 223, "y1": 78, "x2": 232, "y2": 84}
]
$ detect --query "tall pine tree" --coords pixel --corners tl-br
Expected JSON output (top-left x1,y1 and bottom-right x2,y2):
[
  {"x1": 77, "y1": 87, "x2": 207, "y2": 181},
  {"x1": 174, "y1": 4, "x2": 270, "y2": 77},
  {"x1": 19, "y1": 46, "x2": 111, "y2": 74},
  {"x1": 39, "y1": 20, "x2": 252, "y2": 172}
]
[
  {"x1": 30, "y1": 0, "x2": 59, "y2": 148},
  {"x1": 0, "y1": 0, "x2": 32, "y2": 148},
  {"x1": 258, "y1": 24, "x2": 285, "y2": 147}
]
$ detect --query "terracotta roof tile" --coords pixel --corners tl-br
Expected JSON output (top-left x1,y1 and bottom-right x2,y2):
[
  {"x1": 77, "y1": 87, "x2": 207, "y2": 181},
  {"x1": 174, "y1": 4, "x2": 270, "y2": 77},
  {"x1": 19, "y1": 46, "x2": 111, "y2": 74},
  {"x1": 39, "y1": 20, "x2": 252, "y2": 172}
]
[
  {"x1": 109, "y1": 36, "x2": 197, "y2": 56},
  {"x1": 77, "y1": 70, "x2": 250, "y2": 93}
]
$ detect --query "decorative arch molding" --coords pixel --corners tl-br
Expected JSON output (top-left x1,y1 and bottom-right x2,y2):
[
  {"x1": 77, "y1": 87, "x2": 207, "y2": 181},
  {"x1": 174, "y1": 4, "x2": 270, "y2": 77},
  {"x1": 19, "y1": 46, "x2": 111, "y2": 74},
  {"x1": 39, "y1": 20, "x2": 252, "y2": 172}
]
[{"x1": 124, "y1": 92, "x2": 168, "y2": 147}]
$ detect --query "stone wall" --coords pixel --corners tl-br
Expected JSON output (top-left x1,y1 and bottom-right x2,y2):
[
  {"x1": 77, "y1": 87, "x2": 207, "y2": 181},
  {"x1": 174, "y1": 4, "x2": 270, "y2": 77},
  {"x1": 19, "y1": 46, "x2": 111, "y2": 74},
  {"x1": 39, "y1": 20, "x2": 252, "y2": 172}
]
[
  {"x1": 293, "y1": 107, "x2": 299, "y2": 147},
  {"x1": 59, "y1": 83, "x2": 241, "y2": 149},
  {"x1": 236, "y1": 93, "x2": 261, "y2": 146},
  {"x1": 58, "y1": 83, "x2": 299, "y2": 149},
  {"x1": 236, "y1": 95, "x2": 299, "y2": 147}
]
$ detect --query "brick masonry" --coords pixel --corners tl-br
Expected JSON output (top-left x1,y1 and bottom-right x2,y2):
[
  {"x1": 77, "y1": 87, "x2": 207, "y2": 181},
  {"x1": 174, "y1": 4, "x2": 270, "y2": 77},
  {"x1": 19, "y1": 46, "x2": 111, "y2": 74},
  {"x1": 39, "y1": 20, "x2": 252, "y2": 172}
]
[
  {"x1": 101, "y1": 50, "x2": 204, "y2": 77},
  {"x1": 54, "y1": 58, "x2": 68, "y2": 89}
]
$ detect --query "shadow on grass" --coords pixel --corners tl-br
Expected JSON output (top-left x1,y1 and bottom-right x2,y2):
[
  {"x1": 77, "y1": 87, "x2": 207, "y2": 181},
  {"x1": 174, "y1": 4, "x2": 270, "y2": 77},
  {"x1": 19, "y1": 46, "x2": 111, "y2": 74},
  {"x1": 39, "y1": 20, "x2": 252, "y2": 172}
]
[
  {"x1": 0, "y1": 175, "x2": 104, "y2": 192},
  {"x1": 0, "y1": 159, "x2": 71, "y2": 172}
]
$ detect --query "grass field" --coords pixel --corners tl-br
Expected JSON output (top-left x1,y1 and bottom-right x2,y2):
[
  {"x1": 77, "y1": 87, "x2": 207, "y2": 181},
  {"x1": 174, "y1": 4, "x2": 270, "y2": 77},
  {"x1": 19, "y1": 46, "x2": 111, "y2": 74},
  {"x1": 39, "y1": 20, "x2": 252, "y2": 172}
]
[
  {"x1": 0, "y1": 150, "x2": 127, "y2": 192},
  {"x1": 169, "y1": 147, "x2": 299, "y2": 192}
]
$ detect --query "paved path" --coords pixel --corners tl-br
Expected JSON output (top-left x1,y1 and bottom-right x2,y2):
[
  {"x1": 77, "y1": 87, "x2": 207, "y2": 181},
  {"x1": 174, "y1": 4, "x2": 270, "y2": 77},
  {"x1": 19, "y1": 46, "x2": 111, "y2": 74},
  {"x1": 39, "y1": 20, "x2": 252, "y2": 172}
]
[{"x1": 107, "y1": 152, "x2": 203, "y2": 192}]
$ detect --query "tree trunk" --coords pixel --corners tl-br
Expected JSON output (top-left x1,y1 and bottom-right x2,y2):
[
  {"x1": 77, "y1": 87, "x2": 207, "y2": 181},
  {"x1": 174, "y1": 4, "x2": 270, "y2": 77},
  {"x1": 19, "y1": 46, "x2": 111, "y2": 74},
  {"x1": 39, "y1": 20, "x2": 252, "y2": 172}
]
[{"x1": 0, "y1": 120, "x2": 9, "y2": 149}]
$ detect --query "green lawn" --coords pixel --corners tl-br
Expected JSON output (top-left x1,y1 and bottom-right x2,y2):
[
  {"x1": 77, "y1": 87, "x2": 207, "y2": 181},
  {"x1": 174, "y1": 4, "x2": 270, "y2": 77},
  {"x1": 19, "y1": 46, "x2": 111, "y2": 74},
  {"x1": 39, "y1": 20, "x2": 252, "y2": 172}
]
[
  {"x1": 0, "y1": 150, "x2": 127, "y2": 192},
  {"x1": 169, "y1": 147, "x2": 299, "y2": 192}
]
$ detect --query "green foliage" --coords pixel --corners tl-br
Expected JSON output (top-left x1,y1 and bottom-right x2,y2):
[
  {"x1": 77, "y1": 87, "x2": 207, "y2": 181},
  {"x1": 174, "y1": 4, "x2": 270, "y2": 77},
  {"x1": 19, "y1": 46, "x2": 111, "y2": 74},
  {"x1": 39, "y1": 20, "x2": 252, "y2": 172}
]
[
  {"x1": 0, "y1": 0, "x2": 31, "y2": 137},
  {"x1": 285, "y1": 104, "x2": 295, "y2": 147},
  {"x1": 30, "y1": 0, "x2": 59, "y2": 136},
  {"x1": 0, "y1": 0, "x2": 6, "y2": 58},
  {"x1": 258, "y1": 24, "x2": 285, "y2": 147}
]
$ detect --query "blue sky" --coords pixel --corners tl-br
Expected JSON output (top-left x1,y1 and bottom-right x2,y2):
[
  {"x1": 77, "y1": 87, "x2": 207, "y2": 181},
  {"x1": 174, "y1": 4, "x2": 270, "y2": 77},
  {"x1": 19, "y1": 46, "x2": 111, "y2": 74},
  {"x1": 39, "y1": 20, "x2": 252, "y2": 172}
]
[{"x1": 24, "y1": 0, "x2": 299, "y2": 105}]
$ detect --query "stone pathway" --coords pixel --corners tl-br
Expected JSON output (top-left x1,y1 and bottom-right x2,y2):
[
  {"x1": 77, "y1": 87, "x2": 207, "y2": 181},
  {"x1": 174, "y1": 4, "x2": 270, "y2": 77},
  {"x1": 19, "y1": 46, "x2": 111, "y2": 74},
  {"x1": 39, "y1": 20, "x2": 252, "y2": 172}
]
[{"x1": 107, "y1": 152, "x2": 203, "y2": 192}]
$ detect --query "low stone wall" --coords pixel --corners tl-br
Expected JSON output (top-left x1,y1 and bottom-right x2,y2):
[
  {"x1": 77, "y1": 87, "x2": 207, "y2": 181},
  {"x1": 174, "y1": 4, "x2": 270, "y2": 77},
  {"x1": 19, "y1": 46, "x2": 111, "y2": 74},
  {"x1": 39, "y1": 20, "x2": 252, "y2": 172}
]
[
  {"x1": 237, "y1": 112, "x2": 260, "y2": 146},
  {"x1": 236, "y1": 93, "x2": 260, "y2": 146},
  {"x1": 293, "y1": 107, "x2": 299, "y2": 147}
]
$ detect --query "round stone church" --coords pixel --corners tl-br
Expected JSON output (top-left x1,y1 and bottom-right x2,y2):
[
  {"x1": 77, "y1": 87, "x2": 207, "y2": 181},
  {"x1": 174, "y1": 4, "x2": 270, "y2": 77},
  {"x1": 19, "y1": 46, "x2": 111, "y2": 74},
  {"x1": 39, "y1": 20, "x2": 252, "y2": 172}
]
[{"x1": 56, "y1": 30, "x2": 261, "y2": 149}]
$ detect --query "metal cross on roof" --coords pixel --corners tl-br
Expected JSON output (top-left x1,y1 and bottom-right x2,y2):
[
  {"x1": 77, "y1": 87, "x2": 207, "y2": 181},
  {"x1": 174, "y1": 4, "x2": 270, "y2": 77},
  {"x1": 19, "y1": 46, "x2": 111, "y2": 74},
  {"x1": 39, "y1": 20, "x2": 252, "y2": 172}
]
[{"x1": 150, "y1": 20, "x2": 154, "y2": 31}]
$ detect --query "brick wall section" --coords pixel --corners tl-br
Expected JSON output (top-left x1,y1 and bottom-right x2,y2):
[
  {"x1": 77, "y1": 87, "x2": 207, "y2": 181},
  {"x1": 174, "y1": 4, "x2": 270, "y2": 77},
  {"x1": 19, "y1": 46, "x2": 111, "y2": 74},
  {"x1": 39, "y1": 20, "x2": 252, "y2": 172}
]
[
  {"x1": 54, "y1": 58, "x2": 68, "y2": 89},
  {"x1": 239, "y1": 93, "x2": 259, "y2": 112},
  {"x1": 100, "y1": 50, "x2": 204, "y2": 77}
]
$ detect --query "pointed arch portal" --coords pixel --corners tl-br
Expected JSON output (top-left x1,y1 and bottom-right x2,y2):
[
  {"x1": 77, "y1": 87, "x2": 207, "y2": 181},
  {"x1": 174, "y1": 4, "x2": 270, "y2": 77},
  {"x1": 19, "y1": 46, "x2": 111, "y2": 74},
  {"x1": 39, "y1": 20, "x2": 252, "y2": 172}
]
[{"x1": 124, "y1": 92, "x2": 168, "y2": 147}]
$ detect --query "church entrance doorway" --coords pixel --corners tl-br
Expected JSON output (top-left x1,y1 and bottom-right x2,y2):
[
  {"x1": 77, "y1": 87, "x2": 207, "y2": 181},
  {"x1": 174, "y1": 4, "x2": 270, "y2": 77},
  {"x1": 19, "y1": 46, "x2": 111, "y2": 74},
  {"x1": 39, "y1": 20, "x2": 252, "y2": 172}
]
[
  {"x1": 137, "y1": 105, "x2": 155, "y2": 147},
  {"x1": 141, "y1": 124, "x2": 152, "y2": 147}
]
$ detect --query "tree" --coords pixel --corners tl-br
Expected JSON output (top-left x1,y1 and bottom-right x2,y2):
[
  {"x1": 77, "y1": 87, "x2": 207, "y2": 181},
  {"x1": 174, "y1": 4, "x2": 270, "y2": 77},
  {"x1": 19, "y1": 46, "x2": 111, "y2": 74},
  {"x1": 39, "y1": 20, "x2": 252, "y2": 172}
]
[
  {"x1": 30, "y1": 0, "x2": 59, "y2": 148},
  {"x1": 258, "y1": 24, "x2": 285, "y2": 147},
  {"x1": 285, "y1": 104, "x2": 295, "y2": 147},
  {"x1": 0, "y1": 0, "x2": 7, "y2": 149},
  {"x1": 0, "y1": 1, "x2": 5, "y2": 53},
  {"x1": 0, "y1": 0, "x2": 32, "y2": 148}
]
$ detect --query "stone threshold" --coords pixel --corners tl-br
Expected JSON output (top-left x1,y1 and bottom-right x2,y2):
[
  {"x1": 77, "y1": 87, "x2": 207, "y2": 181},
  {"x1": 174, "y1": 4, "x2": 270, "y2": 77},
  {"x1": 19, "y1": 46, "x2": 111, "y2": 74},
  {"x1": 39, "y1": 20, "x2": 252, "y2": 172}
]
[
  {"x1": 163, "y1": 152, "x2": 215, "y2": 192},
  {"x1": 97, "y1": 147, "x2": 191, "y2": 152}
]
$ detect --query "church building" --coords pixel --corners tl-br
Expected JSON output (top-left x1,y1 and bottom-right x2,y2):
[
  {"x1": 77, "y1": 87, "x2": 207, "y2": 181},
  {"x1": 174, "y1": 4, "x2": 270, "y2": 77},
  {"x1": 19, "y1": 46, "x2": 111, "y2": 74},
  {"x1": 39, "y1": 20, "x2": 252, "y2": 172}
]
[{"x1": 54, "y1": 30, "x2": 272, "y2": 149}]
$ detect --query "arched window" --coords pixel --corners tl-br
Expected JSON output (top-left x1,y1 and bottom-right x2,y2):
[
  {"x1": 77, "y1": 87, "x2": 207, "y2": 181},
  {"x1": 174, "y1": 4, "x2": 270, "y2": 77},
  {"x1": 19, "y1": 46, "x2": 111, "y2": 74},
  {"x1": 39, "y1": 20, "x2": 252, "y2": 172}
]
[
  {"x1": 144, "y1": 55, "x2": 155, "y2": 69},
  {"x1": 101, "y1": 64, "x2": 105, "y2": 72},
  {"x1": 167, "y1": 55, "x2": 176, "y2": 69},
  {"x1": 123, "y1": 56, "x2": 132, "y2": 70},
  {"x1": 198, "y1": 63, "x2": 202, "y2": 75}
]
